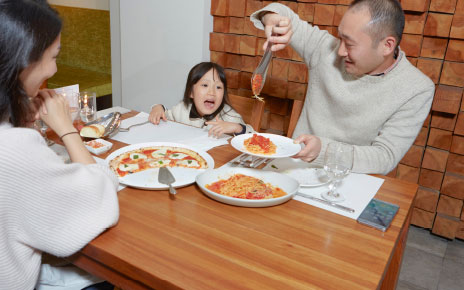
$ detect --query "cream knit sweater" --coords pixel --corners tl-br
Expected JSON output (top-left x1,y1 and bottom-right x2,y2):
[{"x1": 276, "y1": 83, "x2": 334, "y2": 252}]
[
  {"x1": 251, "y1": 3, "x2": 435, "y2": 174},
  {"x1": 0, "y1": 123, "x2": 119, "y2": 290}
]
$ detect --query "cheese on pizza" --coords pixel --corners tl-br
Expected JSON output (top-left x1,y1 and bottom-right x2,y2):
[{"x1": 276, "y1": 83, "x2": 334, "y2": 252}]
[{"x1": 109, "y1": 146, "x2": 207, "y2": 177}]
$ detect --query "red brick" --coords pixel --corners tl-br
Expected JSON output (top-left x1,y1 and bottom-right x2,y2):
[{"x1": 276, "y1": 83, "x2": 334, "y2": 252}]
[
  {"x1": 451, "y1": 135, "x2": 464, "y2": 155},
  {"x1": 210, "y1": 32, "x2": 225, "y2": 52},
  {"x1": 245, "y1": 0, "x2": 262, "y2": 16},
  {"x1": 271, "y1": 58, "x2": 290, "y2": 79},
  {"x1": 427, "y1": 128, "x2": 453, "y2": 150},
  {"x1": 416, "y1": 58, "x2": 442, "y2": 84},
  {"x1": 239, "y1": 35, "x2": 257, "y2": 55},
  {"x1": 432, "y1": 85, "x2": 463, "y2": 114},
  {"x1": 287, "y1": 82, "x2": 307, "y2": 101},
  {"x1": 422, "y1": 147, "x2": 449, "y2": 172},
  {"x1": 228, "y1": 0, "x2": 245, "y2": 17},
  {"x1": 423, "y1": 13, "x2": 453, "y2": 37},
  {"x1": 229, "y1": 17, "x2": 244, "y2": 34},
  {"x1": 440, "y1": 61, "x2": 464, "y2": 87},
  {"x1": 314, "y1": 4, "x2": 335, "y2": 26},
  {"x1": 397, "y1": 164, "x2": 420, "y2": 183},
  {"x1": 262, "y1": 77, "x2": 288, "y2": 99},
  {"x1": 430, "y1": 0, "x2": 457, "y2": 13},
  {"x1": 405, "y1": 12, "x2": 427, "y2": 35},
  {"x1": 333, "y1": 5, "x2": 348, "y2": 26},
  {"x1": 441, "y1": 173, "x2": 464, "y2": 200},
  {"x1": 275, "y1": 45, "x2": 294, "y2": 60},
  {"x1": 210, "y1": 51, "x2": 227, "y2": 67},
  {"x1": 241, "y1": 55, "x2": 258, "y2": 73},
  {"x1": 401, "y1": 34, "x2": 422, "y2": 57},
  {"x1": 224, "y1": 69, "x2": 240, "y2": 89},
  {"x1": 400, "y1": 145, "x2": 424, "y2": 167},
  {"x1": 456, "y1": 112, "x2": 464, "y2": 136},
  {"x1": 298, "y1": 3, "x2": 315, "y2": 22},
  {"x1": 270, "y1": 97, "x2": 289, "y2": 115},
  {"x1": 288, "y1": 62, "x2": 308, "y2": 83},
  {"x1": 401, "y1": 0, "x2": 431, "y2": 12},
  {"x1": 431, "y1": 111, "x2": 458, "y2": 131},
  {"x1": 243, "y1": 17, "x2": 258, "y2": 36},
  {"x1": 225, "y1": 53, "x2": 242, "y2": 70},
  {"x1": 213, "y1": 16, "x2": 229, "y2": 33},
  {"x1": 447, "y1": 153, "x2": 464, "y2": 175},
  {"x1": 239, "y1": 71, "x2": 252, "y2": 90},
  {"x1": 419, "y1": 168, "x2": 444, "y2": 190},
  {"x1": 420, "y1": 37, "x2": 448, "y2": 59},
  {"x1": 450, "y1": 15, "x2": 464, "y2": 39},
  {"x1": 211, "y1": 0, "x2": 228, "y2": 16},
  {"x1": 445, "y1": 39, "x2": 464, "y2": 62},
  {"x1": 414, "y1": 126, "x2": 429, "y2": 146}
]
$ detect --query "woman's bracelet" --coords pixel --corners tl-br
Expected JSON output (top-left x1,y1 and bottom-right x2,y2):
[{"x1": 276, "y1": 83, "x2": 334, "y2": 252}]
[{"x1": 59, "y1": 131, "x2": 79, "y2": 141}]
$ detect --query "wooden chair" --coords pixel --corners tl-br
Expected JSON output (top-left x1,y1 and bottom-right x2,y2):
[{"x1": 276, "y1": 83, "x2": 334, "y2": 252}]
[
  {"x1": 228, "y1": 94, "x2": 265, "y2": 132},
  {"x1": 287, "y1": 99, "x2": 304, "y2": 137}
]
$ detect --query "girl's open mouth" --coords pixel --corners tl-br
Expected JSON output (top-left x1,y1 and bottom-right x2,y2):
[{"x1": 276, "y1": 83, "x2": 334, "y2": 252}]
[{"x1": 204, "y1": 100, "x2": 215, "y2": 109}]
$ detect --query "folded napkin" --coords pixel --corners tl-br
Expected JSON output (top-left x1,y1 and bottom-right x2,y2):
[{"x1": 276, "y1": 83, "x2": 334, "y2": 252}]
[
  {"x1": 112, "y1": 112, "x2": 229, "y2": 151},
  {"x1": 294, "y1": 173, "x2": 384, "y2": 219}
]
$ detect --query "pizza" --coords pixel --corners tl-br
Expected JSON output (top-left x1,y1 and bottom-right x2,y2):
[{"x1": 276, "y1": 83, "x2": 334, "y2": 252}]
[
  {"x1": 109, "y1": 146, "x2": 208, "y2": 177},
  {"x1": 244, "y1": 134, "x2": 276, "y2": 155}
]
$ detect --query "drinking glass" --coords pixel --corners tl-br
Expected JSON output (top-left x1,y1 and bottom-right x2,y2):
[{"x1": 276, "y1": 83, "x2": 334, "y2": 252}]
[
  {"x1": 62, "y1": 92, "x2": 80, "y2": 122},
  {"x1": 321, "y1": 142, "x2": 354, "y2": 202},
  {"x1": 35, "y1": 120, "x2": 55, "y2": 146},
  {"x1": 79, "y1": 91, "x2": 97, "y2": 123}
]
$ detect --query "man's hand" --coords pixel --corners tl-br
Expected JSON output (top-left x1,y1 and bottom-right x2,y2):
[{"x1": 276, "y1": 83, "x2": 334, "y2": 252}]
[
  {"x1": 293, "y1": 134, "x2": 322, "y2": 162},
  {"x1": 149, "y1": 104, "x2": 167, "y2": 125},
  {"x1": 261, "y1": 13, "x2": 293, "y2": 52}
]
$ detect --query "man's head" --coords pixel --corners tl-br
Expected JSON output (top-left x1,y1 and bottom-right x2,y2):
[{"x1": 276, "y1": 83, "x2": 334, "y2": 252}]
[{"x1": 337, "y1": 0, "x2": 405, "y2": 76}]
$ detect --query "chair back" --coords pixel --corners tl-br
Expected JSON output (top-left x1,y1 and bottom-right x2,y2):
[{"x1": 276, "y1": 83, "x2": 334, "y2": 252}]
[
  {"x1": 287, "y1": 99, "x2": 304, "y2": 137},
  {"x1": 228, "y1": 94, "x2": 265, "y2": 132}
]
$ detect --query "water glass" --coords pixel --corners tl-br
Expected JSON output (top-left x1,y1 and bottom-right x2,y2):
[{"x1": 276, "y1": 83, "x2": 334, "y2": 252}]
[
  {"x1": 63, "y1": 92, "x2": 80, "y2": 122},
  {"x1": 35, "y1": 120, "x2": 55, "y2": 146},
  {"x1": 321, "y1": 142, "x2": 354, "y2": 202},
  {"x1": 79, "y1": 91, "x2": 97, "y2": 123}
]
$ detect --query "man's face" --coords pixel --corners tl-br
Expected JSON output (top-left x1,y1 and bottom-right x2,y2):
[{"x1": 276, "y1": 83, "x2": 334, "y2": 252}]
[{"x1": 337, "y1": 7, "x2": 387, "y2": 76}]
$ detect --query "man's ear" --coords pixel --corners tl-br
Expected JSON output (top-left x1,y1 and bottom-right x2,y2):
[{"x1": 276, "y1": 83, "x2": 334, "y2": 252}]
[{"x1": 382, "y1": 36, "x2": 396, "y2": 56}]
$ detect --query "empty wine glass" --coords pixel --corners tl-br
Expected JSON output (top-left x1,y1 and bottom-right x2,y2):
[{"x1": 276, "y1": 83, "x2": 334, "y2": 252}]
[
  {"x1": 321, "y1": 142, "x2": 354, "y2": 202},
  {"x1": 34, "y1": 119, "x2": 55, "y2": 146}
]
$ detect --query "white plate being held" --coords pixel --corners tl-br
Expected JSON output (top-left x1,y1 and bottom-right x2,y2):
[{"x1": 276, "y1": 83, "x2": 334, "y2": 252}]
[
  {"x1": 263, "y1": 158, "x2": 329, "y2": 187},
  {"x1": 196, "y1": 167, "x2": 299, "y2": 207},
  {"x1": 105, "y1": 142, "x2": 214, "y2": 190},
  {"x1": 230, "y1": 133, "x2": 301, "y2": 158}
]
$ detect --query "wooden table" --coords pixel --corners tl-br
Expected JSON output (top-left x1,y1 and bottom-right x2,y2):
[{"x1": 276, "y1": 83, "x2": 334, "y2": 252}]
[{"x1": 63, "y1": 113, "x2": 417, "y2": 290}]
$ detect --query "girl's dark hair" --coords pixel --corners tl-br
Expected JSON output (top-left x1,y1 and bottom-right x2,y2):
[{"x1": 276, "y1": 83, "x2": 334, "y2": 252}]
[
  {"x1": 183, "y1": 62, "x2": 231, "y2": 121},
  {"x1": 0, "y1": 0, "x2": 62, "y2": 126}
]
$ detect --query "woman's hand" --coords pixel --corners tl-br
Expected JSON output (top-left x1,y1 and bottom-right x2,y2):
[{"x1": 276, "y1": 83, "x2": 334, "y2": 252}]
[
  {"x1": 292, "y1": 134, "x2": 322, "y2": 162},
  {"x1": 149, "y1": 105, "x2": 167, "y2": 125},
  {"x1": 261, "y1": 13, "x2": 293, "y2": 52},
  {"x1": 37, "y1": 89, "x2": 75, "y2": 137},
  {"x1": 205, "y1": 117, "x2": 243, "y2": 138}
]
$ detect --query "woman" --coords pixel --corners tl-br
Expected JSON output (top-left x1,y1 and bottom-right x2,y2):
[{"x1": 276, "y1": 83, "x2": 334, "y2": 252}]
[{"x1": 0, "y1": 1, "x2": 119, "y2": 289}]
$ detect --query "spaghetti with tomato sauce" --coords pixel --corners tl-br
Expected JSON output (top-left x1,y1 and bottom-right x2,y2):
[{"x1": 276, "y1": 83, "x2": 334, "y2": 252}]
[
  {"x1": 206, "y1": 174, "x2": 286, "y2": 200},
  {"x1": 244, "y1": 134, "x2": 276, "y2": 155}
]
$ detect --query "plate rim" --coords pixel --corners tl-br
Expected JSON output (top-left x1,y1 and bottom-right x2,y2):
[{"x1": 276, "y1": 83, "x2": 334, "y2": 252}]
[
  {"x1": 230, "y1": 133, "x2": 301, "y2": 158},
  {"x1": 105, "y1": 142, "x2": 215, "y2": 190}
]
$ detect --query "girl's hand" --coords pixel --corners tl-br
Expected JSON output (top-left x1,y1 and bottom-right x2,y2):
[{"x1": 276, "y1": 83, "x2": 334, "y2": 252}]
[
  {"x1": 37, "y1": 89, "x2": 75, "y2": 137},
  {"x1": 149, "y1": 104, "x2": 167, "y2": 125},
  {"x1": 205, "y1": 117, "x2": 243, "y2": 138}
]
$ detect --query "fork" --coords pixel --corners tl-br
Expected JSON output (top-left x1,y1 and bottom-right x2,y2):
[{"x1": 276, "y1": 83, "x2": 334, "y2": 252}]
[{"x1": 119, "y1": 120, "x2": 149, "y2": 132}]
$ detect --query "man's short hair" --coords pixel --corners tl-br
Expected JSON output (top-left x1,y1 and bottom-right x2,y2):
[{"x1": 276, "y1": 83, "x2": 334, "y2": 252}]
[{"x1": 349, "y1": 0, "x2": 405, "y2": 48}]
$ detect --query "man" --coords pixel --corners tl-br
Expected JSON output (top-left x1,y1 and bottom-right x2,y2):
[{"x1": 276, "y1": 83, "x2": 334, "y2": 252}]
[{"x1": 251, "y1": 0, "x2": 434, "y2": 174}]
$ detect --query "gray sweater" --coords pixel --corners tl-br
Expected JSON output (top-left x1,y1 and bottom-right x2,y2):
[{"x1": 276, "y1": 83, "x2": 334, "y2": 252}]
[{"x1": 251, "y1": 3, "x2": 434, "y2": 174}]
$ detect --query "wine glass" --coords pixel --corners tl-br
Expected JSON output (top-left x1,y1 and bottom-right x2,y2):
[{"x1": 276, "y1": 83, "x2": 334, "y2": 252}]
[
  {"x1": 34, "y1": 120, "x2": 55, "y2": 146},
  {"x1": 321, "y1": 142, "x2": 354, "y2": 202},
  {"x1": 63, "y1": 92, "x2": 80, "y2": 122},
  {"x1": 79, "y1": 91, "x2": 97, "y2": 123}
]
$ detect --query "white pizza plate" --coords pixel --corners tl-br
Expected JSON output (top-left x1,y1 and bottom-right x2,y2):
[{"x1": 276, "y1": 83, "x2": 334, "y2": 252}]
[
  {"x1": 230, "y1": 133, "x2": 301, "y2": 158},
  {"x1": 263, "y1": 158, "x2": 330, "y2": 187},
  {"x1": 105, "y1": 142, "x2": 214, "y2": 190},
  {"x1": 196, "y1": 167, "x2": 299, "y2": 207}
]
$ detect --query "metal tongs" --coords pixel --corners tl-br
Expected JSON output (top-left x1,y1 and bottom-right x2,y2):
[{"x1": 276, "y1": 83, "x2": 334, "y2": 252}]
[{"x1": 251, "y1": 42, "x2": 273, "y2": 101}]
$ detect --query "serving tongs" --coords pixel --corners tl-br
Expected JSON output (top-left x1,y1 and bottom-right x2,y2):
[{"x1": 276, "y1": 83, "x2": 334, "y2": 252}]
[
  {"x1": 83, "y1": 112, "x2": 121, "y2": 139},
  {"x1": 251, "y1": 42, "x2": 273, "y2": 101}
]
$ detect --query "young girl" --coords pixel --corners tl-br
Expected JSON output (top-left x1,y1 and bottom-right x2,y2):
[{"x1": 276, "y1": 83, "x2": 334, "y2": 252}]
[{"x1": 148, "y1": 62, "x2": 254, "y2": 137}]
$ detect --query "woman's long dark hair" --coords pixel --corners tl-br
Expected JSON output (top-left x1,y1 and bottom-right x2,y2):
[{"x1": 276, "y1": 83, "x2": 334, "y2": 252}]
[
  {"x1": 183, "y1": 62, "x2": 232, "y2": 121},
  {"x1": 0, "y1": 0, "x2": 62, "y2": 126}
]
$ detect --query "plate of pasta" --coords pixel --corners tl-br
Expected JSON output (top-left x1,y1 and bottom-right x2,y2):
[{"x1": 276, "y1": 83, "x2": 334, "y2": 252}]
[
  {"x1": 230, "y1": 133, "x2": 301, "y2": 158},
  {"x1": 196, "y1": 167, "x2": 299, "y2": 207}
]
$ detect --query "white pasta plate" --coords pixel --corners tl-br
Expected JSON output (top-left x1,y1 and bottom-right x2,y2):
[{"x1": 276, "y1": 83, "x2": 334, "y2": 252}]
[
  {"x1": 196, "y1": 167, "x2": 299, "y2": 207},
  {"x1": 230, "y1": 133, "x2": 302, "y2": 158},
  {"x1": 263, "y1": 158, "x2": 329, "y2": 187},
  {"x1": 105, "y1": 142, "x2": 214, "y2": 190}
]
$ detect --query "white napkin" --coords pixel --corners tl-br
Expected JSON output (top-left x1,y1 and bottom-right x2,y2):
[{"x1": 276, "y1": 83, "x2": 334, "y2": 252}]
[
  {"x1": 97, "y1": 106, "x2": 131, "y2": 118},
  {"x1": 112, "y1": 112, "x2": 229, "y2": 151},
  {"x1": 294, "y1": 173, "x2": 384, "y2": 219}
]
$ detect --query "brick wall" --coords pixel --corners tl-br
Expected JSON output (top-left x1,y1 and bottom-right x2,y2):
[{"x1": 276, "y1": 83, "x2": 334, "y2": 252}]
[{"x1": 209, "y1": 0, "x2": 464, "y2": 239}]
